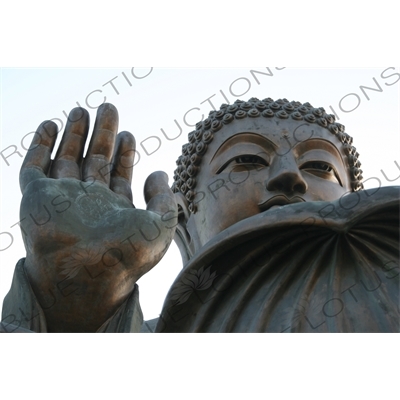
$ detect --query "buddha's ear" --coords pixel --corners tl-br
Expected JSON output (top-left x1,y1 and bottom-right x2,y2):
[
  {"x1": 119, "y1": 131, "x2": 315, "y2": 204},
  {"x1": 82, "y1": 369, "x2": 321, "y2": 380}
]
[{"x1": 173, "y1": 192, "x2": 195, "y2": 264}]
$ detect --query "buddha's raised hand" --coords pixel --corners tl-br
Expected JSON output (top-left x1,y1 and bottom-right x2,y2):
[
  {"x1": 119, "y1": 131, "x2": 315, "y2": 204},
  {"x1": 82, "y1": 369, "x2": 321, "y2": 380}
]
[{"x1": 19, "y1": 104, "x2": 177, "y2": 332}]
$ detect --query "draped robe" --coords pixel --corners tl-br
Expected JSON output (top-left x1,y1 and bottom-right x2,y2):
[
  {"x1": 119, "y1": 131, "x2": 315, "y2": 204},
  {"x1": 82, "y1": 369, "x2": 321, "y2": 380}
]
[
  {"x1": 157, "y1": 187, "x2": 399, "y2": 332},
  {"x1": 2, "y1": 187, "x2": 399, "y2": 333}
]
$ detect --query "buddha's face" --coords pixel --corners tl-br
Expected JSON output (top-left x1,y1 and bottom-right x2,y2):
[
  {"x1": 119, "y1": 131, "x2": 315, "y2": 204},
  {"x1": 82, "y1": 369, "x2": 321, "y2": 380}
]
[{"x1": 185, "y1": 117, "x2": 352, "y2": 247}]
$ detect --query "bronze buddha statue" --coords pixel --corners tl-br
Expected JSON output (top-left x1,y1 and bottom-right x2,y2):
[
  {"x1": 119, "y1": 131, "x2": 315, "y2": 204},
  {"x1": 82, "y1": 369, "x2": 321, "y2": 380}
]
[{"x1": 1, "y1": 98, "x2": 398, "y2": 333}]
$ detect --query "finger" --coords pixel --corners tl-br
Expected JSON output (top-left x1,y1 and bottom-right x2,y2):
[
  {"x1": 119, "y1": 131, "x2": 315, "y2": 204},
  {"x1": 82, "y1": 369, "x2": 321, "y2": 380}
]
[
  {"x1": 82, "y1": 103, "x2": 118, "y2": 185},
  {"x1": 19, "y1": 120, "x2": 58, "y2": 194},
  {"x1": 50, "y1": 107, "x2": 90, "y2": 179},
  {"x1": 110, "y1": 131, "x2": 136, "y2": 202},
  {"x1": 144, "y1": 171, "x2": 177, "y2": 217}
]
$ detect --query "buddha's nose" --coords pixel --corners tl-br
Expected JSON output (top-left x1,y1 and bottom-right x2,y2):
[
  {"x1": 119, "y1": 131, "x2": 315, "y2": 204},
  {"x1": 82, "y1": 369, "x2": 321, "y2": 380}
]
[{"x1": 266, "y1": 155, "x2": 308, "y2": 194}]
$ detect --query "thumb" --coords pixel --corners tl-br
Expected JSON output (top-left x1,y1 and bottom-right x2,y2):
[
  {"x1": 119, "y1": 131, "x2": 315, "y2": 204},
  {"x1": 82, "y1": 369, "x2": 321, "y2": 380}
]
[{"x1": 144, "y1": 171, "x2": 177, "y2": 218}]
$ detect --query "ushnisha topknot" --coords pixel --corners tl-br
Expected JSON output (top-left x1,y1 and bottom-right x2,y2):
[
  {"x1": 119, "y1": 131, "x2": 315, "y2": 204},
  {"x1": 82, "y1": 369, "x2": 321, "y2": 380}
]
[{"x1": 172, "y1": 97, "x2": 363, "y2": 214}]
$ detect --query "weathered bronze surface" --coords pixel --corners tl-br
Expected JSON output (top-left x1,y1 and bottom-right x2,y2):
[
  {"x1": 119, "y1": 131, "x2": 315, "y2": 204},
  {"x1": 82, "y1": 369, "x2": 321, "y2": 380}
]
[
  {"x1": 2, "y1": 104, "x2": 177, "y2": 333},
  {"x1": 1, "y1": 98, "x2": 399, "y2": 333},
  {"x1": 160, "y1": 187, "x2": 399, "y2": 332}
]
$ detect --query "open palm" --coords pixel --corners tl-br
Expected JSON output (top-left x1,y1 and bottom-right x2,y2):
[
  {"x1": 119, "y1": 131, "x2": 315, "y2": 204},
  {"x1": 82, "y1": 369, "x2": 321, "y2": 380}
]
[{"x1": 19, "y1": 104, "x2": 177, "y2": 332}]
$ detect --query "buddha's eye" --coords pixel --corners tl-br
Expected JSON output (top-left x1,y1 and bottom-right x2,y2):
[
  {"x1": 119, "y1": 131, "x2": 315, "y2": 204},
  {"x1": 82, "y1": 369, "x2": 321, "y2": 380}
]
[
  {"x1": 302, "y1": 162, "x2": 332, "y2": 172},
  {"x1": 301, "y1": 161, "x2": 341, "y2": 185},
  {"x1": 217, "y1": 154, "x2": 269, "y2": 174},
  {"x1": 235, "y1": 155, "x2": 269, "y2": 166}
]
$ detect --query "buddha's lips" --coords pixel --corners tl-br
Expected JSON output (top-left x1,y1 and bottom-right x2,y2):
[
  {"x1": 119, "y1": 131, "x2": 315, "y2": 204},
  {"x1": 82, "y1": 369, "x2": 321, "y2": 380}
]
[{"x1": 258, "y1": 195, "x2": 305, "y2": 211}]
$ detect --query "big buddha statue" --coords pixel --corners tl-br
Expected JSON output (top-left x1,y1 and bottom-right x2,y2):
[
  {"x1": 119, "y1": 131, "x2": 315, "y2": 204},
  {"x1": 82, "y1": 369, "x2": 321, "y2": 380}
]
[{"x1": 2, "y1": 98, "x2": 399, "y2": 333}]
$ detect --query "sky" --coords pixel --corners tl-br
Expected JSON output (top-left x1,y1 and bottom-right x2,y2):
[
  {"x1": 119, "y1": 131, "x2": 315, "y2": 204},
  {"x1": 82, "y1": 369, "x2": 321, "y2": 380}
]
[{"x1": 1, "y1": 67, "x2": 399, "y2": 321}]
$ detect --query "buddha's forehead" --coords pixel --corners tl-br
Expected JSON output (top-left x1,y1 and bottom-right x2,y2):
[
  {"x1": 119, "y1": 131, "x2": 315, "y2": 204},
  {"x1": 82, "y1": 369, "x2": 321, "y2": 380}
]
[{"x1": 202, "y1": 116, "x2": 344, "y2": 161}]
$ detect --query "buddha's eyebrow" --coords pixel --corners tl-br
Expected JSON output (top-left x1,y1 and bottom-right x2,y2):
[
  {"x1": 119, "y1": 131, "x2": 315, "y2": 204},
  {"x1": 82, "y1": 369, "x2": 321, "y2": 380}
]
[
  {"x1": 210, "y1": 132, "x2": 278, "y2": 164},
  {"x1": 294, "y1": 138, "x2": 345, "y2": 164}
]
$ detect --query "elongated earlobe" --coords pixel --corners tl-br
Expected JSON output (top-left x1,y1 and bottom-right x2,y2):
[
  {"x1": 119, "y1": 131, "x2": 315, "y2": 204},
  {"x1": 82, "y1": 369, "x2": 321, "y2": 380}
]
[
  {"x1": 174, "y1": 192, "x2": 194, "y2": 265},
  {"x1": 175, "y1": 192, "x2": 190, "y2": 224}
]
